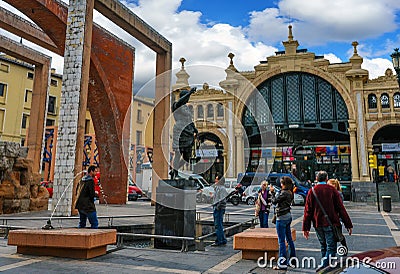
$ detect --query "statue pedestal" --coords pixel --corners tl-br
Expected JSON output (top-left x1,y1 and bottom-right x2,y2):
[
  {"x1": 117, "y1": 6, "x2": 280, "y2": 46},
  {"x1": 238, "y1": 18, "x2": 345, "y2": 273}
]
[{"x1": 154, "y1": 179, "x2": 197, "y2": 250}]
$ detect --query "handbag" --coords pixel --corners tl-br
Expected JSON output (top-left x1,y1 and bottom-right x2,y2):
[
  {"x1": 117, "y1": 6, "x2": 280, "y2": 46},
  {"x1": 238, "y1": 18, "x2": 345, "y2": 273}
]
[
  {"x1": 271, "y1": 213, "x2": 277, "y2": 224},
  {"x1": 255, "y1": 199, "x2": 260, "y2": 217},
  {"x1": 311, "y1": 187, "x2": 345, "y2": 242}
]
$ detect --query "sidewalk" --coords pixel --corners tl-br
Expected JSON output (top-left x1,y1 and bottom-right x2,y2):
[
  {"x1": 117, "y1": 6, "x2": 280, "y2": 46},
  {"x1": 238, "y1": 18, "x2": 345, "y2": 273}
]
[{"x1": 0, "y1": 201, "x2": 399, "y2": 273}]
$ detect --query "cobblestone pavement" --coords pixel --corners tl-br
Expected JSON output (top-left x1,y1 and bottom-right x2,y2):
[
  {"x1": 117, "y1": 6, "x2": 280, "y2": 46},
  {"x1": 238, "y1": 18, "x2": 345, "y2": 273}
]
[{"x1": 0, "y1": 201, "x2": 399, "y2": 273}]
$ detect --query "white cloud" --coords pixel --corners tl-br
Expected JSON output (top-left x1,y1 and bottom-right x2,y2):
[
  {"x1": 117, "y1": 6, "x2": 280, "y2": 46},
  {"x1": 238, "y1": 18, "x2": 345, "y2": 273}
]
[
  {"x1": 324, "y1": 53, "x2": 342, "y2": 64},
  {"x1": 324, "y1": 52, "x2": 393, "y2": 79},
  {"x1": 1, "y1": 0, "x2": 398, "y2": 96},
  {"x1": 247, "y1": 0, "x2": 400, "y2": 46},
  {"x1": 362, "y1": 58, "x2": 394, "y2": 79}
]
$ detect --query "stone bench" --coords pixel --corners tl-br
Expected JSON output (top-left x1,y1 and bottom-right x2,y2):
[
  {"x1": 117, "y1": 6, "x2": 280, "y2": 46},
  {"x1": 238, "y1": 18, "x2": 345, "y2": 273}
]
[
  {"x1": 8, "y1": 228, "x2": 116, "y2": 259},
  {"x1": 233, "y1": 227, "x2": 296, "y2": 260}
]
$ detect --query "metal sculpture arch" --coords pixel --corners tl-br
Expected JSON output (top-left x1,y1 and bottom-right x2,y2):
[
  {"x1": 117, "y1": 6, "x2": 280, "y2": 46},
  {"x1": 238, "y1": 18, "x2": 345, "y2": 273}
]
[{"x1": 2, "y1": 0, "x2": 172, "y2": 204}]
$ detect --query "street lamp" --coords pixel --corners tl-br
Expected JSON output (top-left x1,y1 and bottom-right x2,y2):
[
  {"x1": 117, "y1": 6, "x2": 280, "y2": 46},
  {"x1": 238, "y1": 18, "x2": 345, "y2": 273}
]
[{"x1": 391, "y1": 48, "x2": 400, "y2": 87}]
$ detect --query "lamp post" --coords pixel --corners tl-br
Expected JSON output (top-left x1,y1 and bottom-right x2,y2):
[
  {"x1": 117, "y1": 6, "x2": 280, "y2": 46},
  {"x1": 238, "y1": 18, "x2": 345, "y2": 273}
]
[{"x1": 391, "y1": 48, "x2": 400, "y2": 87}]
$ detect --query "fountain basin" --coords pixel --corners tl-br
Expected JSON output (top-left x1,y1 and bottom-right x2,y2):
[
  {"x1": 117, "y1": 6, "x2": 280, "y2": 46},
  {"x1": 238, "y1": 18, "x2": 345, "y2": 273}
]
[{"x1": 8, "y1": 228, "x2": 116, "y2": 259}]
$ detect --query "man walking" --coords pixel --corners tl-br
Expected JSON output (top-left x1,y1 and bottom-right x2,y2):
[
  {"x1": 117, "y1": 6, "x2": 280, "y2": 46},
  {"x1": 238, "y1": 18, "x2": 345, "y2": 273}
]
[
  {"x1": 75, "y1": 165, "x2": 99, "y2": 229},
  {"x1": 212, "y1": 175, "x2": 228, "y2": 246},
  {"x1": 302, "y1": 171, "x2": 352, "y2": 270}
]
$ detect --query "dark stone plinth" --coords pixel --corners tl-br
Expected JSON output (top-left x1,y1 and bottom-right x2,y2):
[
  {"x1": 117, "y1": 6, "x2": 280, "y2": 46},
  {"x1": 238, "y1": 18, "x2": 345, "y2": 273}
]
[{"x1": 154, "y1": 179, "x2": 196, "y2": 250}]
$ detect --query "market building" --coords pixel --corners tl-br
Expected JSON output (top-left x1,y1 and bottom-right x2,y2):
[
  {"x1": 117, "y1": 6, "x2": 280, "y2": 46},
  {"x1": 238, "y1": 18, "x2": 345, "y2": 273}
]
[{"x1": 173, "y1": 26, "x2": 400, "y2": 200}]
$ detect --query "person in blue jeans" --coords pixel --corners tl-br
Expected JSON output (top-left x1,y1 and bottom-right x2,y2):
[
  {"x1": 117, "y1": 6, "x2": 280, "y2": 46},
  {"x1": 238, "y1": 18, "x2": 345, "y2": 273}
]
[
  {"x1": 211, "y1": 175, "x2": 228, "y2": 246},
  {"x1": 255, "y1": 180, "x2": 271, "y2": 228},
  {"x1": 74, "y1": 165, "x2": 99, "y2": 229},
  {"x1": 303, "y1": 171, "x2": 353, "y2": 271},
  {"x1": 270, "y1": 176, "x2": 296, "y2": 270}
]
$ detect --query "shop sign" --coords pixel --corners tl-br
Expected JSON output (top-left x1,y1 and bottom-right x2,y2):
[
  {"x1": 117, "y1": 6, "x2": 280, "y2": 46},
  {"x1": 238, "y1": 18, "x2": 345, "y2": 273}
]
[
  {"x1": 382, "y1": 143, "x2": 400, "y2": 152},
  {"x1": 197, "y1": 149, "x2": 217, "y2": 158},
  {"x1": 261, "y1": 149, "x2": 273, "y2": 158}
]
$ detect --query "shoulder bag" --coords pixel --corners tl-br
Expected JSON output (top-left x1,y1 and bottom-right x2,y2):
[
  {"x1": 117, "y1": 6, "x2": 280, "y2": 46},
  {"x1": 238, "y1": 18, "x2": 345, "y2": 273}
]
[{"x1": 311, "y1": 187, "x2": 344, "y2": 242}]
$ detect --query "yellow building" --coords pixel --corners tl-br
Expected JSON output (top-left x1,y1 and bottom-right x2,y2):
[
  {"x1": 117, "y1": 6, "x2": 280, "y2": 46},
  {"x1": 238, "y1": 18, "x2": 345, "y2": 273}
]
[
  {"x1": 0, "y1": 54, "x2": 63, "y2": 144},
  {"x1": 0, "y1": 54, "x2": 154, "y2": 181},
  {"x1": 129, "y1": 96, "x2": 154, "y2": 178}
]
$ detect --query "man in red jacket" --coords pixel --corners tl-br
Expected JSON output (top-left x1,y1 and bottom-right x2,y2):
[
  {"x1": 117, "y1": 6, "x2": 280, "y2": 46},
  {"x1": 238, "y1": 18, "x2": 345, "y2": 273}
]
[{"x1": 302, "y1": 171, "x2": 353, "y2": 270}]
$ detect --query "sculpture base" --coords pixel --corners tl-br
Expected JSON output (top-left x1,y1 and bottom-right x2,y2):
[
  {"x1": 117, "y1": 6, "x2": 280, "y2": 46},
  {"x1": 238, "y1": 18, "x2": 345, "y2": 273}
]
[{"x1": 8, "y1": 228, "x2": 116, "y2": 259}]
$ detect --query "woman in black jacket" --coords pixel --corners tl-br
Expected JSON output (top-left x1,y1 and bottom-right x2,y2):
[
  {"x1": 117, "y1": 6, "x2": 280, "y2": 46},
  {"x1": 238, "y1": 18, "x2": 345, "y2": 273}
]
[{"x1": 270, "y1": 176, "x2": 296, "y2": 270}]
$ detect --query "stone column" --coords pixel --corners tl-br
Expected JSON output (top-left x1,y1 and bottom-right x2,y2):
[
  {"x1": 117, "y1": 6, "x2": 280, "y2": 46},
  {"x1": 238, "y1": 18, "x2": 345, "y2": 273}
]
[
  {"x1": 152, "y1": 51, "x2": 172, "y2": 204},
  {"x1": 53, "y1": 0, "x2": 94, "y2": 216},
  {"x1": 348, "y1": 125, "x2": 360, "y2": 181},
  {"x1": 226, "y1": 102, "x2": 234, "y2": 178},
  {"x1": 27, "y1": 62, "x2": 51, "y2": 174},
  {"x1": 355, "y1": 92, "x2": 369, "y2": 181},
  {"x1": 235, "y1": 129, "x2": 244, "y2": 175}
]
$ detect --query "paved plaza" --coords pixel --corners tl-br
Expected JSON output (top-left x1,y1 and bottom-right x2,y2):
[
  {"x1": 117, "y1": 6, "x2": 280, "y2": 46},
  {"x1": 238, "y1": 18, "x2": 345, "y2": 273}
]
[{"x1": 0, "y1": 201, "x2": 399, "y2": 273}]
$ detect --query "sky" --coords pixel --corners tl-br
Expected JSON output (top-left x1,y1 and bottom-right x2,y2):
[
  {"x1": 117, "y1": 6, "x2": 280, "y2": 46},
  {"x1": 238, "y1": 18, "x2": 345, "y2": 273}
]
[{"x1": 1, "y1": 0, "x2": 400, "y2": 97}]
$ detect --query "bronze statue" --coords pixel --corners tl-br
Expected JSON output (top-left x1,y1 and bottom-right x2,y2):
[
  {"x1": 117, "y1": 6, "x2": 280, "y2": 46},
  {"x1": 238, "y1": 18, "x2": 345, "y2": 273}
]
[{"x1": 170, "y1": 87, "x2": 198, "y2": 179}]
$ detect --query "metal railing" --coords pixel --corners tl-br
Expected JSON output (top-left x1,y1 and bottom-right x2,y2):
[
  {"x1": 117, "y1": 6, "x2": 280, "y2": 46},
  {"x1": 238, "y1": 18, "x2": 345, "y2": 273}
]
[
  {"x1": 114, "y1": 216, "x2": 258, "y2": 252},
  {"x1": 0, "y1": 214, "x2": 258, "y2": 252}
]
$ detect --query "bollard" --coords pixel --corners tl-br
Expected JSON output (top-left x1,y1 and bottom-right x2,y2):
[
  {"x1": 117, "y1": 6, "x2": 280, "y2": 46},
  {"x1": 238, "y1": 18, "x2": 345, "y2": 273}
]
[{"x1": 382, "y1": 196, "x2": 392, "y2": 212}]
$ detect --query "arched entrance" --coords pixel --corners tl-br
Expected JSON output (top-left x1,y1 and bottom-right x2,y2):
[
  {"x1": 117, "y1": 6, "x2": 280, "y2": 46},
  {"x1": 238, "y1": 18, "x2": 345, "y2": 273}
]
[
  {"x1": 372, "y1": 125, "x2": 400, "y2": 182},
  {"x1": 194, "y1": 132, "x2": 224, "y2": 183},
  {"x1": 243, "y1": 72, "x2": 351, "y2": 181}
]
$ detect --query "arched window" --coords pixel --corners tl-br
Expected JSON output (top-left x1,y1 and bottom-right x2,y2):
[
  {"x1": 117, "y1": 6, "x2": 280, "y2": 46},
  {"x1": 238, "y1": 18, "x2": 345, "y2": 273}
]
[
  {"x1": 207, "y1": 104, "x2": 214, "y2": 118},
  {"x1": 217, "y1": 103, "x2": 224, "y2": 117},
  {"x1": 394, "y1": 93, "x2": 400, "y2": 108},
  {"x1": 197, "y1": 105, "x2": 204, "y2": 119},
  {"x1": 368, "y1": 94, "x2": 377, "y2": 109},
  {"x1": 381, "y1": 94, "x2": 390, "y2": 109}
]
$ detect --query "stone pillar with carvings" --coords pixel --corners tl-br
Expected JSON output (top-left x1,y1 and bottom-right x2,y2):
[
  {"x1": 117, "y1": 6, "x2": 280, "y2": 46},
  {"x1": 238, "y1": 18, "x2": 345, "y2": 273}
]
[
  {"x1": 345, "y1": 42, "x2": 369, "y2": 182},
  {"x1": 220, "y1": 53, "x2": 239, "y2": 176},
  {"x1": 348, "y1": 125, "x2": 360, "y2": 181},
  {"x1": 53, "y1": 0, "x2": 94, "y2": 216}
]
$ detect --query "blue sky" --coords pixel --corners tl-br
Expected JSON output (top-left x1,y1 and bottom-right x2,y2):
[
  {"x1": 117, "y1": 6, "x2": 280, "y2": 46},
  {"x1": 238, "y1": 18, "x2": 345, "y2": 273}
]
[{"x1": 1, "y1": 0, "x2": 400, "y2": 96}]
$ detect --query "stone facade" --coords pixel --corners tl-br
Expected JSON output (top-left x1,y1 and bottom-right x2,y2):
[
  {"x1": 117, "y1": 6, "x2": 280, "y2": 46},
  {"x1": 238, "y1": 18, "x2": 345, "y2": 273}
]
[
  {"x1": 176, "y1": 27, "x2": 400, "y2": 202},
  {"x1": 0, "y1": 141, "x2": 48, "y2": 214}
]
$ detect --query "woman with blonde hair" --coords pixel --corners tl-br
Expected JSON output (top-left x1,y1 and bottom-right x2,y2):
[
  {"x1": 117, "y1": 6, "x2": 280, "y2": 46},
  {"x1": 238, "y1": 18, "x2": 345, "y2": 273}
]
[
  {"x1": 328, "y1": 179, "x2": 344, "y2": 202},
  {"x1": 255, "y1": 180, "x2": 271, "y2": 228},
  {"x1": 328, "y1": 178, "x2": 347, "y2": 253}
]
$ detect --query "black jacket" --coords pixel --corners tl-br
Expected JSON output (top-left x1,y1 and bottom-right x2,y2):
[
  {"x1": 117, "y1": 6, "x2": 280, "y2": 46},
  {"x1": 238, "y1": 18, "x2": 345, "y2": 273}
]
[
  {"x1": 271, "y1": 189, "x2": 293, "y2": 217},
  {"x1": 75, "y1": 175, "x2": 96, "y2": 213}
]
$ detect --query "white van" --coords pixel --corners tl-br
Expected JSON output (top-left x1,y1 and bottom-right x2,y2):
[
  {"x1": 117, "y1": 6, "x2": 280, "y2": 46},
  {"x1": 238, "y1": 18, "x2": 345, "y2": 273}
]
[{"x1": 178, "y1": 171, "x2": 214, "y2": 203}]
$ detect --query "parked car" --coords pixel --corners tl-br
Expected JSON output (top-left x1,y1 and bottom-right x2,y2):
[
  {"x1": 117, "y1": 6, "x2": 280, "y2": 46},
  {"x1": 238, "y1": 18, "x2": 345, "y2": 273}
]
[
  {"x1": 241, "y1": 184, "x2": 304, "y2": 205},
  {"x1": 224, "y1": 178, "x2": 238, "y2": 193},
  {"x1": 128, "y1": 176, "x2": 143, "y2": 197},
  {"x1": 128, "y1": 178, "x2": 142, "y2": 201},
  {"x1": 320, "y1": 246, "x2": 400, "y2": 273},
  {"x1": 224, "y1": 178, "x2": 241, "y2": 205},
  {"x1": 128, "y1": 188, "x2": 139, "y2": 201},
  {"x1": 238, "y1": 172, "x2": 310, "y2": 199},
  {"x1": 40, "y1": 181, "x2": 53, "y2": 198},
  {"x1": 242, "y1": 185, "x2": 261, "y2": 205},
  {"x1": 178, "y1": 172, "x2": 214, "y2": 203}
]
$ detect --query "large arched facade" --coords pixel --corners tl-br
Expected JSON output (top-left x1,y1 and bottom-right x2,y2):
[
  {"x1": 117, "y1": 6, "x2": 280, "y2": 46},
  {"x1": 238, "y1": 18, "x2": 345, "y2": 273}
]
[{"x1": 242, "y1": 71, "x2": 351, "y2": 181}]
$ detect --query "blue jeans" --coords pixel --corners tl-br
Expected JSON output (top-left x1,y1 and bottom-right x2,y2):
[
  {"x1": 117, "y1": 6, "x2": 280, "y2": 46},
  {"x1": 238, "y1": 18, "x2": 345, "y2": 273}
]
[
  {"x1": 275, "y1": 217, "x2": 296, "y2": 267},
  {"x1": 213, "y1": 208, "x2": 226, "y2": 244},
  {"x1": 259, "y1": 210, "x2": 269, "y2": 228},
  {"x1": 315, "y1": 226, "x2": 337, "y2": 268},
  {"x1": 78, "y1": 210, "x2": 98, "y2": 229}
]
